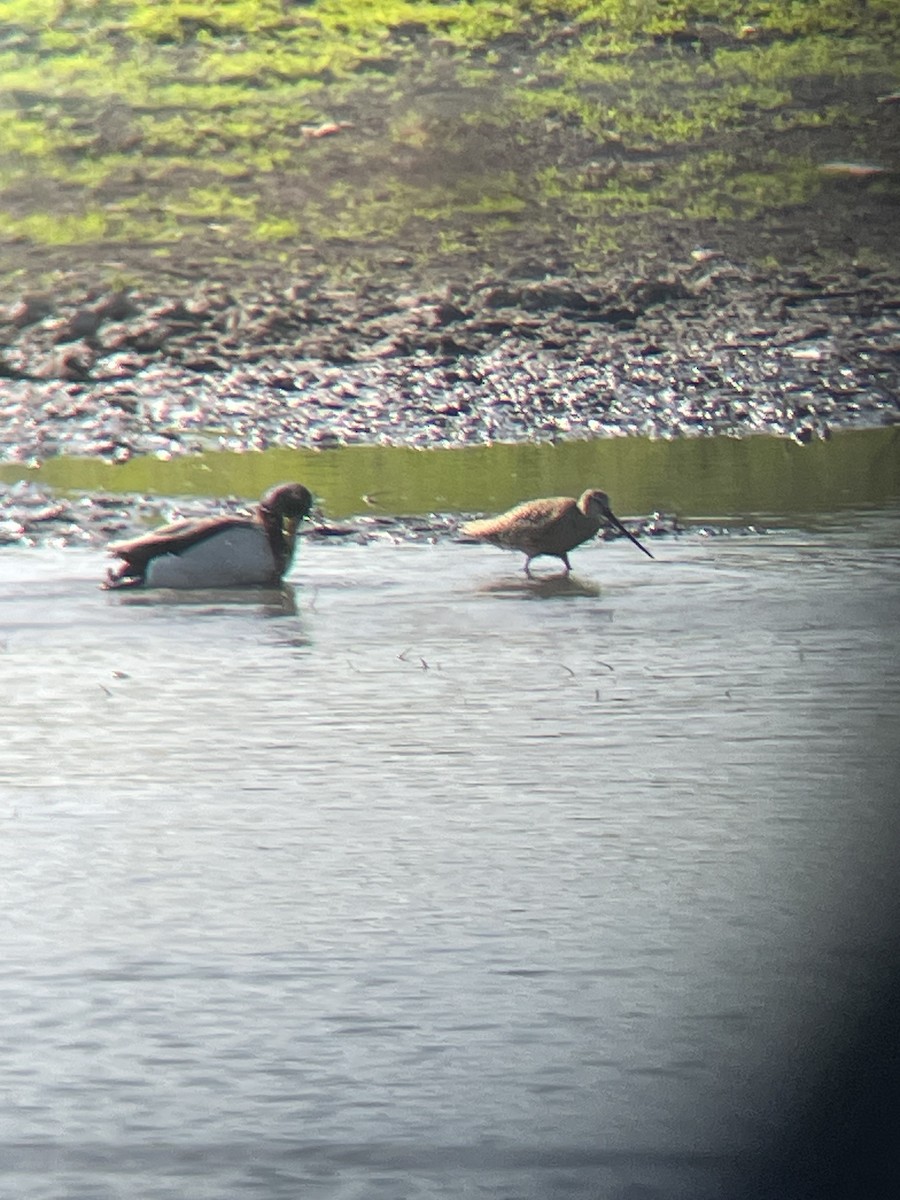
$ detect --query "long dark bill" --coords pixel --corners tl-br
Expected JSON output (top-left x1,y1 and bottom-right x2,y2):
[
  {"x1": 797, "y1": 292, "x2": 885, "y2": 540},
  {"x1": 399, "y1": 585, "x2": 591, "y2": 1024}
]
[{"x1": 607, "y1": 512, "x2": 655, "y2": 559}]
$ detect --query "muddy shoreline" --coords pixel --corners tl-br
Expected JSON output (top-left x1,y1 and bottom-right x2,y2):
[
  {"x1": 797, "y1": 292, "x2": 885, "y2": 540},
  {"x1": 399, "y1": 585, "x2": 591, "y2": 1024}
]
[
  {"x1": 0, "y1": 477, "x2": 686, "y2": 558},
  {"x1": 3, "y1": 256, "x2": 899, "y2": 460},
  {"x1": 2, "y1": 253, "x2": 899, "y2": 551}
]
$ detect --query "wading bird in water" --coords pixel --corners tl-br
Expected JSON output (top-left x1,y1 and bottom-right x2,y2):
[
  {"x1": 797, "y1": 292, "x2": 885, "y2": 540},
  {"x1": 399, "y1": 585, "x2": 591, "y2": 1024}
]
[
  {"x1": 461, "y1": 488, "x2": 653, "y2": 577},
  {"x1": 104, "y1": 482, "x2": 313, "y2": 589}
]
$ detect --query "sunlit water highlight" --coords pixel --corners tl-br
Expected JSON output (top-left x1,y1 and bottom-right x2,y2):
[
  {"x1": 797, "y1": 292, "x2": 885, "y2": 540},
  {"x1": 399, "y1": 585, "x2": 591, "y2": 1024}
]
[{"x1": 2, "y1": 512, "x2": 899, "y2": 1199}]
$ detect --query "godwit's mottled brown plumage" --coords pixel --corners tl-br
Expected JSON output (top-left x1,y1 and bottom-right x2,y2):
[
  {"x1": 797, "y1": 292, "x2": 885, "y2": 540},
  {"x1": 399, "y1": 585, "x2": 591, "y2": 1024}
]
[
  {"x1": 461, "y1": 488, "x2": 653, "y2": 577},
  {"x1": 104, "y1": 482, "x2": 313, "y2": 589}
]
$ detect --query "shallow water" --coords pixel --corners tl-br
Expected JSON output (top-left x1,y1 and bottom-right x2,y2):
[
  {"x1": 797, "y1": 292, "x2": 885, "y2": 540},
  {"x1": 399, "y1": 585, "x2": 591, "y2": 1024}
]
[
  {"x1": 2, "y1": 512, "x2": 900, "y2": 1199},
  {"x1": 2, "y1": 425, "x2": 898, "y2": 521}
]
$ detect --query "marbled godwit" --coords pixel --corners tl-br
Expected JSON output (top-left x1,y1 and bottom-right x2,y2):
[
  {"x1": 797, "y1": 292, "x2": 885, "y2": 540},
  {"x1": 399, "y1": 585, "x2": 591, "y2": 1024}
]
[
  {"x1": 461, "y1": 488, "x2": 653, "y2": 577},
  {"x1": 104, "y1": 483, "x2": 313, "y2": 589}
]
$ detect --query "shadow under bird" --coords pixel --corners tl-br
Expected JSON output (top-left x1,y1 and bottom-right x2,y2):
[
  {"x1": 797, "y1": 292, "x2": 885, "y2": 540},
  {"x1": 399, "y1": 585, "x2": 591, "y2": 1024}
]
[
  {"x1": 461, "y1": 488, "x2": 654, "y2": 577},
  {"x1": 103, "y1": 482, "x2": 313, "y2": 589}
]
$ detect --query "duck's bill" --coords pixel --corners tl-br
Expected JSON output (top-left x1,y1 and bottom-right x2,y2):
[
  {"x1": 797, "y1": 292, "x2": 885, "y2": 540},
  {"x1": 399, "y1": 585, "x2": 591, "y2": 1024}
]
[{"x1": 608, "y1": 513, "x2": 654, "y2": 558}]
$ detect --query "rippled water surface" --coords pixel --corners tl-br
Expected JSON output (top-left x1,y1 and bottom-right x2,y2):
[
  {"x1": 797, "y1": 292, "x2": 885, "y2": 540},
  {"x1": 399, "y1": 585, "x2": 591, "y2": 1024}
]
[{"x1": 2, "y1": 512, "x2": 900, "y2": 1199}]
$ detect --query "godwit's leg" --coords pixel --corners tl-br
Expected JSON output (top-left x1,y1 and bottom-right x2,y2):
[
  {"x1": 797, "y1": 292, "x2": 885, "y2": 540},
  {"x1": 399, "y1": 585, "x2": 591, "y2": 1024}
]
[
  {"x1": 524, "y1": 557, "x2": 534, "y2": 578},
  {"x1": 560, "y1": 552, "x2": 572, "y2": 575}
]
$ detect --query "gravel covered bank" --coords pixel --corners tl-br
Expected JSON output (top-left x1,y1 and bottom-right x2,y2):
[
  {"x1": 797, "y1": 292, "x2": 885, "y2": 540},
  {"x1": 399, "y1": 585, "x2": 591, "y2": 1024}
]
[
  {"x1": 2, "y1": 255, "x2": 899, "y2": 552},
  {"x1": 2, "y1": 257, "x2": 899, "y2": 466}
]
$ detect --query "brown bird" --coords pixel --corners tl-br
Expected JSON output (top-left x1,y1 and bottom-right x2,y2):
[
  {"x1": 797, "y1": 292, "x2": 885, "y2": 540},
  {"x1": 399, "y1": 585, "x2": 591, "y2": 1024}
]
[
  {"x1": 104, "y1": 482, "x2": 313, "y2": 589},
  {"x1": 461, "y1": 488, "x2": 653, "y2": 577}
]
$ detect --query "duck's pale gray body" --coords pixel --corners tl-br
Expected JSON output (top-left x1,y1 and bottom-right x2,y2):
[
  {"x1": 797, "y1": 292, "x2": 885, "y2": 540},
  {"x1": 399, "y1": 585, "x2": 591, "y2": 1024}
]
[{"x1": 143, "y1": 525, "x2": 282, "y2": 588}]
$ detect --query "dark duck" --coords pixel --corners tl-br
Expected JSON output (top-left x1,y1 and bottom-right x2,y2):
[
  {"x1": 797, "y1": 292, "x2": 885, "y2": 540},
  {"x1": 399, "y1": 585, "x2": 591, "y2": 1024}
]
[{"x1": 104, "y1": 483, "x2": 313, "y2": 589}]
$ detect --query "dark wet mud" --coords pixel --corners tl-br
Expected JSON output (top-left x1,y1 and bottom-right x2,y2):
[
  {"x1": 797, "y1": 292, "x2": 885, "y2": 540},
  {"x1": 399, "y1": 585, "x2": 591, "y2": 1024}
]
[
  {"x1": 0, "y1": 476, "x2": 680, "y2": 558},
  {"x1": 2, "y1": 257, "x2": 899, "y2": 470}
]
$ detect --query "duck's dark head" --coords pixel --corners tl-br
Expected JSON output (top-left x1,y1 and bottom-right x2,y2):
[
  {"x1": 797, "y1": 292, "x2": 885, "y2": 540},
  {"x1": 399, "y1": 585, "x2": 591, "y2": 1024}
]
[
  {"x1": 259, "y1": 483, "x2": 314, "y2": 572},
  {"x1": 260, "y1": 483, "x2": 314, "y2": 522}
]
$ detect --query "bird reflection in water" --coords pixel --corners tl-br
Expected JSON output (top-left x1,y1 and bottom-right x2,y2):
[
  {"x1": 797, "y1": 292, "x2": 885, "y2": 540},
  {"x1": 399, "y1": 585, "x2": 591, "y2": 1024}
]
[
  {"x1": 475, "y1": 573, "x2": 603, "y2": 600},
  {"x1": 109, "y1": 582, "x2": 300, "y2": 618}
]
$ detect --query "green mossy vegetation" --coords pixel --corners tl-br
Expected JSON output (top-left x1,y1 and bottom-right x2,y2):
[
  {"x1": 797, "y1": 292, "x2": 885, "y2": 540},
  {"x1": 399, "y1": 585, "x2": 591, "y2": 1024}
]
[{"x1": 0, "y1": 0, "x2": 896, "y2": 289}]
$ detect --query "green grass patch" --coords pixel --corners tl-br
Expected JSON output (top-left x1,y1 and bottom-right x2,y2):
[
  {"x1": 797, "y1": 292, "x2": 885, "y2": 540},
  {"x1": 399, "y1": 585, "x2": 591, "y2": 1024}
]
[{"x1": 0, "y1": 0, "x2": 896, "y2": 285}]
